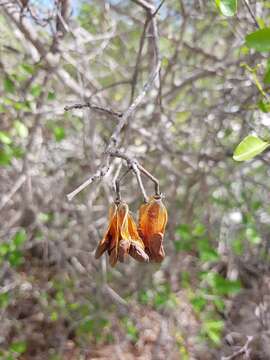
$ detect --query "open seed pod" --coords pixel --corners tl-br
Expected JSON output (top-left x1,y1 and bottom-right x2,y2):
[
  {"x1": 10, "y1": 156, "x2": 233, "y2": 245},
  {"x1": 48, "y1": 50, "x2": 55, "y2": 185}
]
[
  {"x1": 127, "y1": 213, "x2": 149, "y2": 263},
  {"x1": 95, "y1": 202, "x2": 149, "y2": 266},
  {"x1": 138, "y1": 195, "x2": 168, "y2": 262}
]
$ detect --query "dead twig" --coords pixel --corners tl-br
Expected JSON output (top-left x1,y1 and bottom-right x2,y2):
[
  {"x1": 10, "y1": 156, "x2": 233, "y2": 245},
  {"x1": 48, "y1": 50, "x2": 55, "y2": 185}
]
[{"x1": 221, "y1": 336, "x2": 254, "y2": 360}]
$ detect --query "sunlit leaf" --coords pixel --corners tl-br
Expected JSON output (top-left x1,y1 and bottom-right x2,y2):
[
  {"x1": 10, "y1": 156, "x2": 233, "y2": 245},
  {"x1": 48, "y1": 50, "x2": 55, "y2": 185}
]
[
  {"x1": 202, "y1": 319, "x2": 224, "y2": 344},
  {"x1": 0, "y1": 131, "x2": 12, "y2": 144},
  {"x1": 215, "y1": 0, "x2": 237, "y2": 16},
  {"x1": 233, "y1": 135, "x2": 270, "y2": 161},
  {"x1": 246, "y1": 28, "x2": 270, "y2": 52},
  {"x1": 14, "y1": 120, "x2": 28, "y2": 138},
  {"x1": 0, "y1": 145, "x2": 13, "y2": 166}
]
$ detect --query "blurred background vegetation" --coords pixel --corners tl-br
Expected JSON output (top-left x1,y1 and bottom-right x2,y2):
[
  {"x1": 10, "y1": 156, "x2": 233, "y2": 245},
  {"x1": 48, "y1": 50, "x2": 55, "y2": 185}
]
[{"x1": 1, "y1": 0, "x2": 270, "y2": 359}]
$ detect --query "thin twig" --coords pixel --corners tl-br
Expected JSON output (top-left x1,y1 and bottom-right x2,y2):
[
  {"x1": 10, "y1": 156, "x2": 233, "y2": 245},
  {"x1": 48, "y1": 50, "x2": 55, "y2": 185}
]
[
  {"x1": 242, "y1": 0, "x2": 259, "y2": 29},
  {"x1": 133, "y1": 165, "x2": 148, "y2": 202},
  {"x1": 0, "y1": 175, "x2": 26, "y2": 212},
  {"x1": 66, "y1": 163, "x2": 110, "y2": 201},
  {"x1": 114, "y1": 167, "x2": 131, "y2": 202},
  {"x1": 221, "y1": 336, "x2": 254, "y2": 360},
  {"x1": 137, "y1": 164, "x2": 160, "y2": 196},
  {"x1": 65, "y1": 0, "x2": 163, "y2": 201},
  {"x1": 64, "y1": 102, "x2": 123, "y2": 118}
]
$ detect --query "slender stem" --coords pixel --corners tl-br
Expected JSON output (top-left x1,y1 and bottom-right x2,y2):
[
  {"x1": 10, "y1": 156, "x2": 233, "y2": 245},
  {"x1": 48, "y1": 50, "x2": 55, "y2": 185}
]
[
  {"x1": 132, "y1": 164, "x2": 148, "y2": 202},
  {"x1": 114, "y1": 167, "x2": 131, "y2": 202},
  {"x1": 137, "y1": 164, "x2": 160, "y2": 196},
  {"x1": 64, "y1": 102, "x2": 122, "y2": 118},
  {"x1": 242, "y1": 0, "x2": 259, "y2": 29}
]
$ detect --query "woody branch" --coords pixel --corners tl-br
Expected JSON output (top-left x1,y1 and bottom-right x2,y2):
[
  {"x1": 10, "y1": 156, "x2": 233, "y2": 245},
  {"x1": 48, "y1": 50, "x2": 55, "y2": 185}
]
[{"x1": 66, "y1": 0, "x2": 163, "y2": 201}]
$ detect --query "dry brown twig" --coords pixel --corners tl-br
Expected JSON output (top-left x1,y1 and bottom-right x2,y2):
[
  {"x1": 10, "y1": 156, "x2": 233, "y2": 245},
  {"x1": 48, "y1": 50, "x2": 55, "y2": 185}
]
[{"x1": 222, "y1": 336, "x2": 254, "y2": 360}]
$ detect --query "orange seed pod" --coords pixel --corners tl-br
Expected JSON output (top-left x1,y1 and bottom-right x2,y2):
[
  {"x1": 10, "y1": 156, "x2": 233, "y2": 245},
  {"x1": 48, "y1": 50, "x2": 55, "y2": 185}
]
[{"x1": 138, "y1": 196, "x2": 168, "y2": 262}]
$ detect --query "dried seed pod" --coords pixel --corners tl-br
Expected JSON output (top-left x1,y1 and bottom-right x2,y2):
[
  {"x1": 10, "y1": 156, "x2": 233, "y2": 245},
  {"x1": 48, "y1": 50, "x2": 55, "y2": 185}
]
[
  {"x1": 95, "y1": 202, "x2": 148, "y2": 266},
  {"x1": 118, "y1": 239, "x2": 130, "y2": 263},
  {"x1": 127, "y1": 214, "x2": 149, "y2": 263},
  {"x1": 138, "y1": 196, "x2": 168, "y2": 262},
  {"x1": 95, "y1": 204, "x2": 118, "y2": 259}
]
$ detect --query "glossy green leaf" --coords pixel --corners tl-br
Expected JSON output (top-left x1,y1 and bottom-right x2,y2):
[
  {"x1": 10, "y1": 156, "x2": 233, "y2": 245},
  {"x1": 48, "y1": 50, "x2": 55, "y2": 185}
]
[
  {"x1": 246, "y1": 28, "x2": 270, "y2": 52},
  {"x1": 215, "y1": 0, "x2": 237, "y2": 16},
  {"x1": 233, "y1": 135, "x2": 270, "y2": 161}
]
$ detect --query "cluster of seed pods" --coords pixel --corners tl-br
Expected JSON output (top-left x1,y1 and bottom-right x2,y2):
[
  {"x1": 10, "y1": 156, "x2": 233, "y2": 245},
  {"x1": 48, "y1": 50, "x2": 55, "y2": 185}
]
[{"x1": 95, "y1": 196, "x2": 168, "y2": 266}]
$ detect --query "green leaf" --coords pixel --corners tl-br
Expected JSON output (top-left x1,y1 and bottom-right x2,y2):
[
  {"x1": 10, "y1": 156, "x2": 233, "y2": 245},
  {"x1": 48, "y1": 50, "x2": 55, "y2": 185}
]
[
  {"x1": 0, "y1": 145, "x2": 13, "y2": 166},
  {"x1": 205, "y1": 272, "x2": 242, "y2": 295},
  {"x1": 191, "y1": 296, "x2": 207, "y2": 312},
  {"x1": 0, "y1": 243, "x2": 11, "y2": 256},
  {"x1": 122, "y1": 318, "x2": 139, "y2": 342},
  {"x1": 246, "y1": 28, "x2": 270, "y2": 52},
  {"x1": 4, "y1": 76, "x2": 15, "y2": 93},
  {"x1": 21, "y1": 63, "x2": 35, "y2": 75},
  {"x1": 10, "y1": 341, "x2": 27, "y2": 354},
  {"x1": 233, "y1": 135, "x2": 270, "y2": 161},
  {"x1": 50, "y1": 311, "x2": 58, "y2": 322},
  {"x1": 8, "y1": 250, "x2": 23, "y2": 267},
  {"x1": 0, "y1": 131, "x2": 12, "y2": 144},
  {"x1": 48, "y1": 91, "x2": 56, "y2": 101},
  {"x1": 264, "y1": 59, "x2": 270, "y2": 84},
  {"x1": 14, "y1": 120, "x2": 28, "y2": 138},
  {"x1": 197, "y1": 239, "x2": 219, "y2": 262},
  {"x1": 30, "y1": 84, "x2": 42, "y2": 97},
  {"x1": 258, "y1": 100, "x2": 270, "y2": 113},
  {"x1": 202, "y1": 319, "x2": 224, "y2": 344},
  {"x1": 215, "y1": 0, "x2": 237, "y2": 17},
  {"x1": 0, "y1": 292, "x2": 10, "y2": 308},
  {"x1": 79, "y1": 319, "x2": 94, "y2": 333},
  {"x1": 53, "y1": 126, "x2": 66, "y2": 142},
  {"x1": 12, "y1": 229, "x2": 27, "y2": 247},
  {"x1": 175, "y1": 224, "x2": 191, "y2": 240}
]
